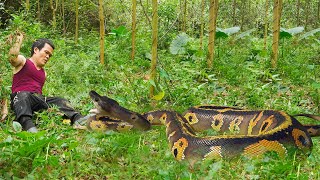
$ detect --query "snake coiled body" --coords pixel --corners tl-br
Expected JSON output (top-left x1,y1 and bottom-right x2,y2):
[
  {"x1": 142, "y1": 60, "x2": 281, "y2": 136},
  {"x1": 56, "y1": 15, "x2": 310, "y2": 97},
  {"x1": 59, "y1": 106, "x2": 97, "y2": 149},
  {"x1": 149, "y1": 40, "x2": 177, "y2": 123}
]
[
  {"x1": 87, "y1": 91, "x2": 320, "y2": 162},
  {"x1": 143, "y1": 110, "x2": 312, "y2": 161}
]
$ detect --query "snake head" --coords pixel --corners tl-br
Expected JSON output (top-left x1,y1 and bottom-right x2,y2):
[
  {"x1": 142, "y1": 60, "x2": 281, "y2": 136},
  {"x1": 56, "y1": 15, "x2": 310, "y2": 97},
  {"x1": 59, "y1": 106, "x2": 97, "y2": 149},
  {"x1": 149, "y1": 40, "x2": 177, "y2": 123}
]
[
  {"x1": 89, "y1": 90, "x2": 119, "y2": 116},
  {"x1": 89, "y1": 90, "x2": 151, "y2": 131}
]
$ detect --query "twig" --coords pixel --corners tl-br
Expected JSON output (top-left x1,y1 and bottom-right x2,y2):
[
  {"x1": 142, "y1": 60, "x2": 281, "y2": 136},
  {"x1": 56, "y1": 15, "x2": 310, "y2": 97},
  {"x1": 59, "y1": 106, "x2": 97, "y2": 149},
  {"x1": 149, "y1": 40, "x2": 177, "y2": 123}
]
[{"x1": 1, "y1": 98, "x2": 8, "y2": 122}]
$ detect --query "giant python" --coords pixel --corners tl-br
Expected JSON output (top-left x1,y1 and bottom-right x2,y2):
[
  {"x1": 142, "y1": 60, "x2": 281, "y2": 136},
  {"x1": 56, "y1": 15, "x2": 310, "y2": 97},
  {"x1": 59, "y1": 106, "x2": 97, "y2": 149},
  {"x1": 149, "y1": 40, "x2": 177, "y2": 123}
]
[{"x1": 85, "y1": 90, "x2": 320, "y2": 162}]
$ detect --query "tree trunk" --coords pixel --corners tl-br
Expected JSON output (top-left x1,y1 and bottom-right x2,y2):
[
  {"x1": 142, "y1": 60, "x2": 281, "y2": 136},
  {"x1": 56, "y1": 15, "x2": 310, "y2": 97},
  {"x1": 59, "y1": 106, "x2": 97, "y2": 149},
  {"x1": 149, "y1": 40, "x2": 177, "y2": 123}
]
[
  {"x1": 199, "y1": 0, "x2": 205, "y2": 50},
  {"x1": 264, "y1": 0, "x2": 269, "y2": 50},
  {"x1": 131, "y1": 0, "x2": 137, "y2": 61},
  {"x1": 305, "y1": 0, "x2": 310, "y2": 31},
  {"x1": 179, "y1": 0, "x2": 182, "y2": 31},
  {"x1": 179, "y1": 0, "x2": 186, "y2": 32},
  {"x1": 207, "y1": 0, "x2": 218, "y2": 68},
  {"x1": 182, "y1": 0, "x2": 187, "y2": 32},
  {"x1": 62, "y1": 0, "x2": 66, "y2": 36},
  {"x1": 232, "y1": 0, "x2": 237, "y2": 26},
  {"x1": 50, "y1": 0, "x2": 58, "y2": 31},
  {"x1": 99, "y1": 0, "x2": 105, "y2": 65},
  {"x1": 150, "y1": 0, "x2": 158, "y2": 98},
  {"x1": 37, "y1": 0, "x2": 41, "y2": 20},
  {"x1": 138, "y1": 0, "x2": 151, "y2": 28},
  {"x1": 318, "y1": 0, "x2": 320, "y2": 27},
  {"x1": 296, "y1": 0, "x2": 301, "y2": 25},
  {"x1": 240, "y1": 0, "x2": 245, "y2": 30},
  {"x1": 25, "y1": 0, "x2": 30, "y2": 12},
  {"x1": 271, "y1": 0, "x2": 282, "y2": 68},
  {"x1": 75, "y1": 0, "x2": 79, "y2": 44}
]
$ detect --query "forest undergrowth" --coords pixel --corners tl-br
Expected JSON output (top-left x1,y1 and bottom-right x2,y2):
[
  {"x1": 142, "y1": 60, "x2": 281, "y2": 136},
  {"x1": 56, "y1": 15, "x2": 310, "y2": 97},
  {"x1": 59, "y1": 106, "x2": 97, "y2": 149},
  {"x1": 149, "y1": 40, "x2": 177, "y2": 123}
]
[{"x1": 0, "y1": 18, "x2": 319, "y2": 179}]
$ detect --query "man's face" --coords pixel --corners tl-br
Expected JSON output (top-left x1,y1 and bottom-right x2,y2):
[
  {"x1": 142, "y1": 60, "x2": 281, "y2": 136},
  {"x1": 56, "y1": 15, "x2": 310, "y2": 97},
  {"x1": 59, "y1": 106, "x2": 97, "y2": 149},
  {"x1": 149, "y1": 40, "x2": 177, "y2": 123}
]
[{"x1": 33, "y1": 43, "x2": 54, "y2": 67}]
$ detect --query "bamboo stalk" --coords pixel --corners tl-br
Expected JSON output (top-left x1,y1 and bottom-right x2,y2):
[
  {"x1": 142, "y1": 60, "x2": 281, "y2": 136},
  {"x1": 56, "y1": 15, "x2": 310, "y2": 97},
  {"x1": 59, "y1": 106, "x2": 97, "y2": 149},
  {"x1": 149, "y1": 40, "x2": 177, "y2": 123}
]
[
  {"x1": 199, "y1": 0, "x2": 205, "y2": 51},
  {"x1": 99, "y1": 0, "x2": 105, "y2": 65},
  {"x1": 271, "y1": 0, "x2": 282, "y2": 68},
  {"x1": 75, "y1": 0, "x2": 79, "y2": 44},
  {"x1": 150, "y1": 0, "x2": 158, "y2": 98},
  {"x1": 264, "y1": 0, "x2": 269, "y2": 50},
  {"x1": 207, "y1": 0, "x2": 218, "y2": 68},
  {"x1": 131, "y1": 0, "x2": 137, "y2": 61}
]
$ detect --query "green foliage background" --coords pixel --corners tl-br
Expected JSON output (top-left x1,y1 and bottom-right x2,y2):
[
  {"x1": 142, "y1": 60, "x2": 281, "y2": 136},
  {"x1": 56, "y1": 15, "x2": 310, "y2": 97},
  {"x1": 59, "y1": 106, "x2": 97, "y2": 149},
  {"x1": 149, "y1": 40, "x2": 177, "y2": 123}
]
[{"x1": 0, "y1": 0, "x2": 320, "y2": 179}]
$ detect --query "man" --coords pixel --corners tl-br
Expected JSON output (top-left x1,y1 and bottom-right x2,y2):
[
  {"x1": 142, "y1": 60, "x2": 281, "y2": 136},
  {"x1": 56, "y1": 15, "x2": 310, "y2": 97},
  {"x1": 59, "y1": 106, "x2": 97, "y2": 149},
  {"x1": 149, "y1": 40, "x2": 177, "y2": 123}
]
[{"x1": 8, "y1": 32, "x2": 86, "y2": 132}]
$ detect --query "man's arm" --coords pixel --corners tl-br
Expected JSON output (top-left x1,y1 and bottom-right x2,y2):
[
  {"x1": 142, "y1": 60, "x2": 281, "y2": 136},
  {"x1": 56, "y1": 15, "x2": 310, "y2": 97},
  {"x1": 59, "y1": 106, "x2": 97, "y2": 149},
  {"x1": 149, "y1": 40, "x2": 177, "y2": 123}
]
[{"x1": 9, "y1": 32, "x2": 26, "y2": 68}]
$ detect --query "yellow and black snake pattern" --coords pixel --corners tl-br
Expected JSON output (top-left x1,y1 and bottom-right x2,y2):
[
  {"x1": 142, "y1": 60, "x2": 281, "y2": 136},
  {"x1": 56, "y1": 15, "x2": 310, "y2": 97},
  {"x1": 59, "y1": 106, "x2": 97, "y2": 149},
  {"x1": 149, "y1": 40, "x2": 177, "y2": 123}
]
[{"x1": 86, "y1": 91, "x2": 320, "y2": 162}]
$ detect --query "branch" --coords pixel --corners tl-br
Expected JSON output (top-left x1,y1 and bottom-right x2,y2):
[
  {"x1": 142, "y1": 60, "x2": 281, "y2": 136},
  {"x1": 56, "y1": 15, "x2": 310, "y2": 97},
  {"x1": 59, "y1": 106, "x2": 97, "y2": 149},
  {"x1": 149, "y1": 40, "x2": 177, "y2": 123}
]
[
  {"x1": 1, "y1": 98, "x2": 8, "y2": 122},
  {"x1": 138, "y1": 0, "x2": 151, "y2": 28}
]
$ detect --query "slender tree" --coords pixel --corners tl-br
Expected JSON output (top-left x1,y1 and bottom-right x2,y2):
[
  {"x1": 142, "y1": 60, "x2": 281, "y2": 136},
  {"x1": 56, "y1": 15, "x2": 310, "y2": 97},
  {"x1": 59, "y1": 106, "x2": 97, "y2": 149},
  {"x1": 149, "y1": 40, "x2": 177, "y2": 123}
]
[
  {"x1": 75, "y1": 0, "x2": 79, "y2": 44},
  {"x1": 271, "y1": 0, "x2": 282, "y2": 68},
  {"x1": 318, "y1": 0, "x2": 320, "y2": 27},
  {"x1": 50, "y1": 0, "x2": 58, "y2": 31},
  {"x1": 305, "y1": 0, "x2": 310, "y2": 30},
  {"x1": 182, "y1": 0, "x2": 187, "y2": 32},
  {"x1": 200, "y1": 0, "x2": 205, "y2": 50},
  {"x1": 240, "y1": 0, "x2": 245, "y2": 30},
  {"x1": 61, "y1": 0, "x2": 66, "y2": 36},
  {"x1": 207, "y1": 0, "x2": 218, "y2": 68},
  {"x1": 232, "y1": 0, "x2": 237, "y2": 26},
  {"x1": 179, "y1": 0, "x2": 186, "y2": 32},
  {"x1": 264, "y1": 0, "x2": 269, "y2": 50},
  {"x1": 37, "y1": 0, "x2": 40, "y2": 20},
  {"x1": 150, "y1": 0, "x2": 158, "y2": 98},
  {"x1": 296, "y1": 0, "x2": 301, "y2": 25},
  {"x1": 139, "y1": 0, "x2": 151, "y2": 27},
  {"x1": 131, "y1": 0, "x2": 137, "y2": 61},
  {"x1": 25, "y1": 0, "x2": 30, "y2": 12},
  {"x1": 99, "y1": 0, "x2": 105, "y2": 65}
]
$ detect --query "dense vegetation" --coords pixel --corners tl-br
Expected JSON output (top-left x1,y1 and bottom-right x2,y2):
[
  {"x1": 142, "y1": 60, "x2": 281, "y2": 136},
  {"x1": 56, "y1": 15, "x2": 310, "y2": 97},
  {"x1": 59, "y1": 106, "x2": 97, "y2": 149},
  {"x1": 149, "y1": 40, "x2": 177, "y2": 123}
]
[{"x1": 0, "y1": 0, "x2": 319, "y2": 179}]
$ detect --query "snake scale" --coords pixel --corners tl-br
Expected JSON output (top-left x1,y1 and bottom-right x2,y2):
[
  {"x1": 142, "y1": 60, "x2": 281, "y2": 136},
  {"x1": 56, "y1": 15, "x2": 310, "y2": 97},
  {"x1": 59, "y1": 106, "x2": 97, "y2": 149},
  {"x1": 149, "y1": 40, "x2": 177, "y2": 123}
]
[{"x1": 86, "y1": 91, "x2": 320, "y2": 162}]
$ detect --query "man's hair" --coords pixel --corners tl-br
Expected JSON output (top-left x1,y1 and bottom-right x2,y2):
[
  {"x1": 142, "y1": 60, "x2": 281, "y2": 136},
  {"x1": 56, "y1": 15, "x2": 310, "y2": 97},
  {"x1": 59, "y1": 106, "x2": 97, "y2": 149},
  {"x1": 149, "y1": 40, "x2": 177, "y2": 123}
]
[{"x1": 30, "y1": 38, "x2": 55, "y2": 56}]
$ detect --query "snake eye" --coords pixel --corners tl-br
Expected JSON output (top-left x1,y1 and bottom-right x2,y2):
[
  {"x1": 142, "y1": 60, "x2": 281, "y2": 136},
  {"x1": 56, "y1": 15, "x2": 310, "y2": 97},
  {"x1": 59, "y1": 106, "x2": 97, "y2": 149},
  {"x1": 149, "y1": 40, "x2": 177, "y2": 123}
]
[
  {"x1": 131, "y1": 114, "x2": 138, "y2": 121},
  {"x1": 173, "y1": 148, "x2": 178, "y2": 158}
]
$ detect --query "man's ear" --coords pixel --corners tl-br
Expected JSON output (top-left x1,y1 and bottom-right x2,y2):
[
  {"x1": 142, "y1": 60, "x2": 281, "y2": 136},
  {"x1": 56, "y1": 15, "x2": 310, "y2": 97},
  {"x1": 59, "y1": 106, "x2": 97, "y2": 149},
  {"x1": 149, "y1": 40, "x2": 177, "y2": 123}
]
[{"x1": 33, "y1": 47, "x2": 39, "y2": 55}]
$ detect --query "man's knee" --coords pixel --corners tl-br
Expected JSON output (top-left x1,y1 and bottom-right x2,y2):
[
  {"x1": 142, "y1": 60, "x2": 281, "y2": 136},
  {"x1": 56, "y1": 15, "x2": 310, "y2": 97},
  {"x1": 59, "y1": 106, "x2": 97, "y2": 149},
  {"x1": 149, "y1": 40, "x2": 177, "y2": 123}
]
[
  {"x1": 48, "y1": 97, "x2": 72, "y2": 107},
  {"x1": 11, "y1": 92, "x2": 32, "y2": 105},
  {"x1": 10, "y1": 92, "x2": 34, "y2": 118}
]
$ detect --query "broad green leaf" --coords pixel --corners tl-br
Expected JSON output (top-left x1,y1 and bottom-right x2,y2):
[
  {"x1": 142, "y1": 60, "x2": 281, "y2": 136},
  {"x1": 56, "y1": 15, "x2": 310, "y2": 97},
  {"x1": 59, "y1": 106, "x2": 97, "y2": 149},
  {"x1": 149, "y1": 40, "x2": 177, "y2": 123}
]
[
  {"x1": 287, "y1": 27, "x2": 304, "y2": 35},
  {"x1": 149, "y1": 79, "x2": 156, "y2": 88},
  {"x1": 280, "y1": 28, "x2": 292, "y2": 39},
  {"x1": 12, "y1": 121, "x2": 22, "y2": 132},
  {"x1": 4, "y1": 136, "x2": 13, "y2": 143},
  {"x1": 152, "y1": 91, "x2": 165, "y2": 101},
  {"x1": 312, "y1": 82, "x2": 320, "y2": 89},
  {"x1": 235, "y1": 28, "x2": 255, "y2": 40},
  {"x1": 216, "y1": 28, "x2": 228, "y2": 39},
  {"x1": 145, "y1": 52, "x2": 152, "y2": 60},
  {"x1": 109, "y1": 26, "x2": 128, "y2": 36},
  {"x1": 298, "y1": 28, "x2": 320, "y2": 40},
  {"x1": 159, "y1": 69, "x2": 169, "y2": 79},
  {"x1": 223, "y1": 26, "x2": 240, "y2": 35},
  {"x1": 169, "y1": 33, "x2": 190, "y2": 55},
  {"x1": 307, "y1": 65, "x2": 315, "y2": 70}
]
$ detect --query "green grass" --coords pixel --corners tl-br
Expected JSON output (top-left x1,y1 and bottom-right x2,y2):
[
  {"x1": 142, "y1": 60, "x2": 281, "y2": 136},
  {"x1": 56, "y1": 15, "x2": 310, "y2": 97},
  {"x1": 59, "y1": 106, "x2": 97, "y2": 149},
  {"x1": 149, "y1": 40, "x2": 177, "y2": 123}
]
[{"x1": 0, "y1": 26, "x2": 319, "y2": 179}]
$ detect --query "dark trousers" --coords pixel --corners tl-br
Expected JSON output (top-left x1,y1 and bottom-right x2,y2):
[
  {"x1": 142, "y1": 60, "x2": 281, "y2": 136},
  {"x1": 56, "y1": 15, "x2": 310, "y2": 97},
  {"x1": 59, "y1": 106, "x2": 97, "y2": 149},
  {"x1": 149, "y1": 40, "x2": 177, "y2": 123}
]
[{"x1": 10, "y1": 91, "x2": 81, "y2": 130}]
